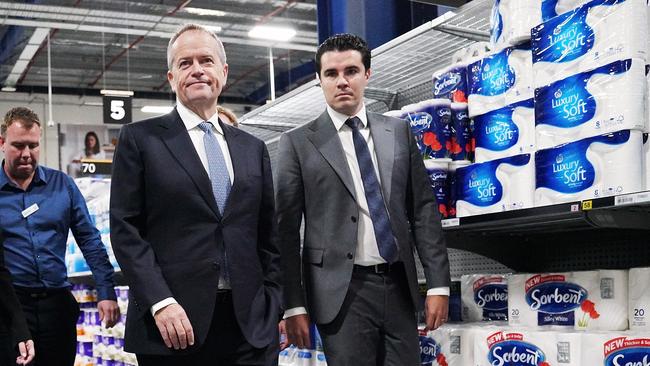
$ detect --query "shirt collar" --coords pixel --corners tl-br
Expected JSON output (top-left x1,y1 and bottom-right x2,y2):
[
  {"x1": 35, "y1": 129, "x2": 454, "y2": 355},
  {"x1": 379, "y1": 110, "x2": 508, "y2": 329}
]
[
  {"x1": 327, "y1": 104, "x2": 368, "y2": 131},
  {"x1": 176, "y1": 99, "x2": 224, "y2": 136},
  {"x1": 0, "y1": 161, "x2": 47, "y2": 190}
]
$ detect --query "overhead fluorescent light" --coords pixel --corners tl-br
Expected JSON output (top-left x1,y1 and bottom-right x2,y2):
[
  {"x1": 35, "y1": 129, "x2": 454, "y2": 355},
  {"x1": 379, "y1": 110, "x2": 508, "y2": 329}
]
[
  {"x1": 141, "y1": 106, "x2": 174, "y2": 114},
  {"x1": 100, "y1": 89, "x2": 134, "y2": 96},
  {"x1": 185, "y1": 7, "x2": 226, "y2": 17},
  {"x1": 1, "y1": 86, "x2": 17, "y2": 92},
  {"x1": 201, "y1": 25, "x2": 222, "y2": 33},
  {"x1": 248, "y1": 25, "x2": 296, "y2": 42}
]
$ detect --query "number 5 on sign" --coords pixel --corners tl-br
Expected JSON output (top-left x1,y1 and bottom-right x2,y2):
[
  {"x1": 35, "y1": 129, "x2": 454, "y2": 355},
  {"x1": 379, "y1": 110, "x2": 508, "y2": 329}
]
[
  {"x1": 103, "y1": 95, "x2": 132, "y2": 124},
  {"x1": 111, "y1": 100, "x2": 125, "y2": 120}
]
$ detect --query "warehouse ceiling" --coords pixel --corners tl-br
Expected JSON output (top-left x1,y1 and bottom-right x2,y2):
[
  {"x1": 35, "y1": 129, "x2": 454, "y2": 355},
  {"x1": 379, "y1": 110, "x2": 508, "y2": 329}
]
[{"x1": 0, "y1": 0, "x2": 318, "y2": 105}]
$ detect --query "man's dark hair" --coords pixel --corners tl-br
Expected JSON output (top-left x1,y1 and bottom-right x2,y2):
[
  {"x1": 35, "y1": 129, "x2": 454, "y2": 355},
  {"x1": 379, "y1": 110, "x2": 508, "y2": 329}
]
[{"x1": 315, "y1": 33, "x2": 371, "y2": 75}]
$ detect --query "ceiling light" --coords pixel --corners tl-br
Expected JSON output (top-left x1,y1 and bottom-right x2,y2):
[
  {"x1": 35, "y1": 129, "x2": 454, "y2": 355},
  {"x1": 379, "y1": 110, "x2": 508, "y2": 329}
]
[
  {"x1": 201, "y1": 25, "x2": 222, "y2": 33},
  {"x1": 248, "y1": 25, "x2": 296, "y2": 42},
  {"x1": 1, "y1": 86, "x2": 16, "y2": 92},
  {"x1": 100, "y1": 89, "x2": 134, "y2": 97},
  {"x1": 185, "y1": 7, "x2": 226, "y2": 17},
  {"x1": 141, "y1": 106, "x2": 174, "y2": 114}
]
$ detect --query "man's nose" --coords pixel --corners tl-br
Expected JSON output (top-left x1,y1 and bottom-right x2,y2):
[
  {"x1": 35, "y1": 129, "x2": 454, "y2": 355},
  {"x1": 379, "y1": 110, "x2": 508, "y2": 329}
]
[{"x1": 190, "y1": 60, "x2": 204, "y2": 74}]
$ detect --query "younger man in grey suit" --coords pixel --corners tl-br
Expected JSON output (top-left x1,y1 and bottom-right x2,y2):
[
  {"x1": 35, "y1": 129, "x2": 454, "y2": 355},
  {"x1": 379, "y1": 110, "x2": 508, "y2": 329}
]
[{"x1": 275, "y1": 34, "x2": 451, "y2": 366}]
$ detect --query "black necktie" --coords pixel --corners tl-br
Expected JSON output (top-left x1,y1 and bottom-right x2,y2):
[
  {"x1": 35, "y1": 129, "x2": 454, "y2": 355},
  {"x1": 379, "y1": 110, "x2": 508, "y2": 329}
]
[{"x1": 345, "y1": 117, "x2": 398, "y2": 263}]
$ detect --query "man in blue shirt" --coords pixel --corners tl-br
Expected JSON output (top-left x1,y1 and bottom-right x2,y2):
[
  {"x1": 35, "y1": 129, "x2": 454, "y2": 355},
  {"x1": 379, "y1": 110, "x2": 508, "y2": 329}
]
[{"x1": 0, "y1": 107, "x2": 119, "y2": 366}]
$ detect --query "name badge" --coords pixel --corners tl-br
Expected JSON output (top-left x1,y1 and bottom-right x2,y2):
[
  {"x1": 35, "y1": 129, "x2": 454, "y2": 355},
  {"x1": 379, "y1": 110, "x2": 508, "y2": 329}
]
[{"x1": 22, "y1": 203, "x2": 39, "y2": 218}]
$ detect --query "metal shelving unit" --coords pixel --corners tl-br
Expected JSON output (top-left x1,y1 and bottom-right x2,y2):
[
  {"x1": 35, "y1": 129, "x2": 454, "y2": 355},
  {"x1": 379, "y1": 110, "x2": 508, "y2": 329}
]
[{"x1": 238, "y1": 0, "x2": 650, "y2": 276}]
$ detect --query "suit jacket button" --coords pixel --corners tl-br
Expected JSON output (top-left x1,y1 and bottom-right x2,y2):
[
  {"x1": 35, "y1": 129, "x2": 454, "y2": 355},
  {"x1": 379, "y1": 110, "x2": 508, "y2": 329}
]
[
  {"x1": 347, "y1": 253, "x2": 353, "y2": 260},
  {"x1": 350, "y1": 216, "x2": 357, "y2": 223}
]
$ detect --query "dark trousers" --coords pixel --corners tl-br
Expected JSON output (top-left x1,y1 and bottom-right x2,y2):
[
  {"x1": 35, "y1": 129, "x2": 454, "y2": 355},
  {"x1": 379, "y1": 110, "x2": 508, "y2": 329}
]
[
  {"x1": 317, "y1": 264, "x2": 419, "y2": 366},
  {"x1": 137, "y1": 291, "x2": 274, "y2": 366},
  {"x1": 0, "y1": 287, "x2": 79, "y2": 366}
]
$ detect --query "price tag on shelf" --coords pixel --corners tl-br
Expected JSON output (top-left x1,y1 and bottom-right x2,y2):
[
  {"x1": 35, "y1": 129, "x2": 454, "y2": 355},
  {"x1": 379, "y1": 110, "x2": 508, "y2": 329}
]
[
  {"x1": 581, "y1": 200, "x2": 593, "y2": 211},
  {"x1": 615, "y1": 191, "x2": 650, "y2": 206},
  {"x1": 441, "y1": 218, "x2": 460, "y2": 227}
]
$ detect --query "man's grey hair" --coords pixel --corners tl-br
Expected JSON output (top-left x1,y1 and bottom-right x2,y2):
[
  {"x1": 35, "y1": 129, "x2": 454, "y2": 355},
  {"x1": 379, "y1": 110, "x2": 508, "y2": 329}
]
[{"x1": 167, "y1": 24, "x2": 227, "y2": 70}]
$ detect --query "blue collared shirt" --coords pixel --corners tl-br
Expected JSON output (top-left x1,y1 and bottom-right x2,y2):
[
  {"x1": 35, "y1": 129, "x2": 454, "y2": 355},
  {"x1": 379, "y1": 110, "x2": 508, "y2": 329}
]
[{"x1": 0, "y1": 163, "x2": 116, "y2": 301}]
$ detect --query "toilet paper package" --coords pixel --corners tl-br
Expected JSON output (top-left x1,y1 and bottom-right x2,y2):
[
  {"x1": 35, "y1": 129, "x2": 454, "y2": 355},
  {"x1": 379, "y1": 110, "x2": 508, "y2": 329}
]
[
  {"x1": 403, "y1": 100, "x2": 452, "y2": 160},
  {"x1": 455, "y1": 153, "x2": 535, "y2": 217},
  {"x1": 450, "y1": 103, "x2": 473, "y2": 162},
  {"x1": 447, "y1": 160, "x2": 471, "y2": 218},
  {"x1": 582, "y1": 333, "x2": 650, "y2": 365},
  {"x1": 424, "y1": 159, "x2": 450, "y2": 219},
  {"x1": 444, "y1": 324, "x2": 476, "y2": 366},
  {"x1": 490, "y1": 0, "x2": 542, "y2": 46},
  {"x1": 419, "y1": 327, "x2": 448, "y2": 366},
  {"x1": 461, "y1": 274, "x2": 508, "y2": 322},
  {"x1": 629, "y1": 267, "x2": 650, "y2": 330},
  {"x1": 532, "y1": 0, "x2": 649, "y2": 87},
  {"x1": 542, "y1": 0, "x2": 592, "y2": 20},
  {"x1": 475, "y1": 328, "x2": 556, "y2": 366},
  {"x1": 474, "y1": 99, "x2": 536, "y2": 163},
  {"x1": 432, "y1": 63, "x2": 468, "y2": 103},
  {"x1": 467, "y1": 43, "x2": 534, "y2": 117},
  {"x1": 508, "y1": 270, "x2": 628, "y2": 330},
  {"x1": 535, "y1": 130, "x2": 645, "y2": 206},
  {"x1": 535, "y1": 58, "x2": 646, "y2": 149}
]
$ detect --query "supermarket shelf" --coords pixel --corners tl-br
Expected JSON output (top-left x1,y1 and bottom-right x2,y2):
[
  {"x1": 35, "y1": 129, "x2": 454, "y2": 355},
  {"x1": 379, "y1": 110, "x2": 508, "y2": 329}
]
[
  {"x1": 442, "y1": 191, "x2": 650, "y2": 234},
  {"x1": 69, "y1": 269, "x2": 126, "y2": 286}
]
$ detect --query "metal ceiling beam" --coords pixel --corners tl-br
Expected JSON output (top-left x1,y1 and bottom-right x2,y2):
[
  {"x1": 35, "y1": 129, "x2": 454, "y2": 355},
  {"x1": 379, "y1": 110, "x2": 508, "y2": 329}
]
[{"x1": 4, "y1": 27, "x2": 49, "y2": 86}]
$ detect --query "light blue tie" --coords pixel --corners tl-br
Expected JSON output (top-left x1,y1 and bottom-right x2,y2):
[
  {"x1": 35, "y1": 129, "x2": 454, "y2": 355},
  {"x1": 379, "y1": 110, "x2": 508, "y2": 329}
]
[
  {"x1": 198, "y1": 122, "x2": 231, "y2": 215},
  {"x1": 198, "y1": 121, "x2": 231, "y2": 286}
]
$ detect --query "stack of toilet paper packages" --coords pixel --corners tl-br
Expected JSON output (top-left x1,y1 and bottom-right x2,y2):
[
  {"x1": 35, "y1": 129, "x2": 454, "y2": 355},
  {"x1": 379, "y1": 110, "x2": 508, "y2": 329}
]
[
  {"x1": 420, "y1": 324, "x2": 480, "y2": 366},
  {"x1": 467, "y1": 43, "x2": 534, "y2": 117},
  {"x1": 629, "y1": 267, "x2": 650, "y2": 330},
  {"x1": 508, "y1": 270, "x2": 629, "y2": 331},
  {"x1": 447, "y1": 160, "x2": 471, "y2": 218},
  {"x1": 461, "y1": 274, "x2": 509, "y2": 322},
  {"x1": 454, "y1": 153, "x2": 535, "y2": 217},
  {"x1": 534, "y1": 130, "x2": 645, "y2": 206},
  {"x1": 450, "y1": 103, "x2": 474, "y2": 162},
  {"x1": 531, "y1": 0, "x2": 648, "y2": 88},
  {"x1": 424, "y1": 159, "x2": 451, "y2": 219},
  {"x1": 402, "y1": 100, "x2": 452, "y2": 160},
  {"x1": 490, "y1": 0, "x2": 590, "y2": 47},
  {"x1": 534, "y1": 58, "x2": 646, "y2": 149},
  {"x1": 473, "y1": 99, "x2": 536, "y2": 162}
]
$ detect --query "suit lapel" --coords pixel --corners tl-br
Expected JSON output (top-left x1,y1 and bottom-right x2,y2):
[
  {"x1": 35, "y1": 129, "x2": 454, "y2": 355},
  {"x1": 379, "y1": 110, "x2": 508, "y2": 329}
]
[
  {"x1": 157, "y1": 109, "x2": 221, "y2": 219},
  {"x1": 307, "y1": 112, "x2": 357, "y2": 202},
  {"x1": 368, "y1": 113, "x2": 394, "y2": 203},
  {"x1": 219, "y1": 121, "x2": 243, "y2": 222}
]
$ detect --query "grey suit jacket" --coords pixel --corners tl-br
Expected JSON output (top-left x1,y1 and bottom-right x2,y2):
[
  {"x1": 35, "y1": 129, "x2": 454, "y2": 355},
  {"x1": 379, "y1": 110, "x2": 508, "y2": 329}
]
[{"x1": 275, "y1": 110, "x2": 450, "y2": 324}]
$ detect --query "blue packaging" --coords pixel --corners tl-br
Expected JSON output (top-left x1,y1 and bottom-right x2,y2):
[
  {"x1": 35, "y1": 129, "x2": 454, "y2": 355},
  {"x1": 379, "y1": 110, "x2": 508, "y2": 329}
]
[
  {"x1": 450, "y1": 103, "x2": 473, "y2": 161},
  {"x1": 403, "y1": 100, "x2": 452, "y2": 160},
  {"x1": 424, "y1": 160, "x2": 450, "y2": 218},
  {"x1": 474, "y1": 99, "x2": 535, "y2": 162},
  {"x1": 447, "y1": 161, "x2": 471, "y2": 218},
  {"x1": 432, "y1": 64, "x2": 468, "y2": 102}
]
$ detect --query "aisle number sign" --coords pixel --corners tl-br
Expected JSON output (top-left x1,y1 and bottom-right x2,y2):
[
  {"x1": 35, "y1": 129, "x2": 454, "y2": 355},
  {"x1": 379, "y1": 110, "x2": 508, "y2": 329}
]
[
  {"x1": 80, "y1": 159, "x2": 112, "y2": 177},
  {"x1": 103, "y1": 95, "x2": 132, "y2": 124}
]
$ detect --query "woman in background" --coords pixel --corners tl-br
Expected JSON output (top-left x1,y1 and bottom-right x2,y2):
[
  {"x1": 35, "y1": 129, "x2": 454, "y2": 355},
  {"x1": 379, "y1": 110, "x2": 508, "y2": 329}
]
[{"x1": 80, "y1": 131, "x2": 106, "y2": 160}]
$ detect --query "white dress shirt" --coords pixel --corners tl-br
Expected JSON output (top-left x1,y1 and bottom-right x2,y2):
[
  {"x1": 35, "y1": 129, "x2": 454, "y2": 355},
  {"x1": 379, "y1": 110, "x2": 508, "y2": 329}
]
[
  {"x1": 151, "y1": 101, "x2": 234, "y2": 316},
  {"x1": 284, "y1": 104, "x2": 449, "y2": 319}
]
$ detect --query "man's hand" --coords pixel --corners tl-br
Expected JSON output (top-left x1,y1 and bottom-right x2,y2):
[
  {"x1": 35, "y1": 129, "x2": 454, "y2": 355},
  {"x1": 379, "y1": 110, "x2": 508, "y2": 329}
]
[
  {"x1": 98, "y1": 300, "x2": 120, "y2": 328},
  {"x1": 278, "y1": 320, "x2": 289, "y2": 351},
  {"x1": 424, "y1": 295, "x2": 449, "y2": 331},
  {"x1": 153, "y1": 303, "x2": 195, "y2": 350},
  {"x1": 285, "y1": 314, "x2": 311, "y2": 349},
  {"x1": 16, "y1": 340, "x2": 34, "y2": 365}
]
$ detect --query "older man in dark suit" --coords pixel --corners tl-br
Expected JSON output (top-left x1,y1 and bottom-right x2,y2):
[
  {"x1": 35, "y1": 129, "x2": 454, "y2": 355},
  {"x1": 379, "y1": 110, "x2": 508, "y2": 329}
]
[
  {"x1": 275, "y1": 34, "x2": 451, "y2": 366},
  {"x1": 110, "y1": 24, "x2": 281, "y2": 366}
]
